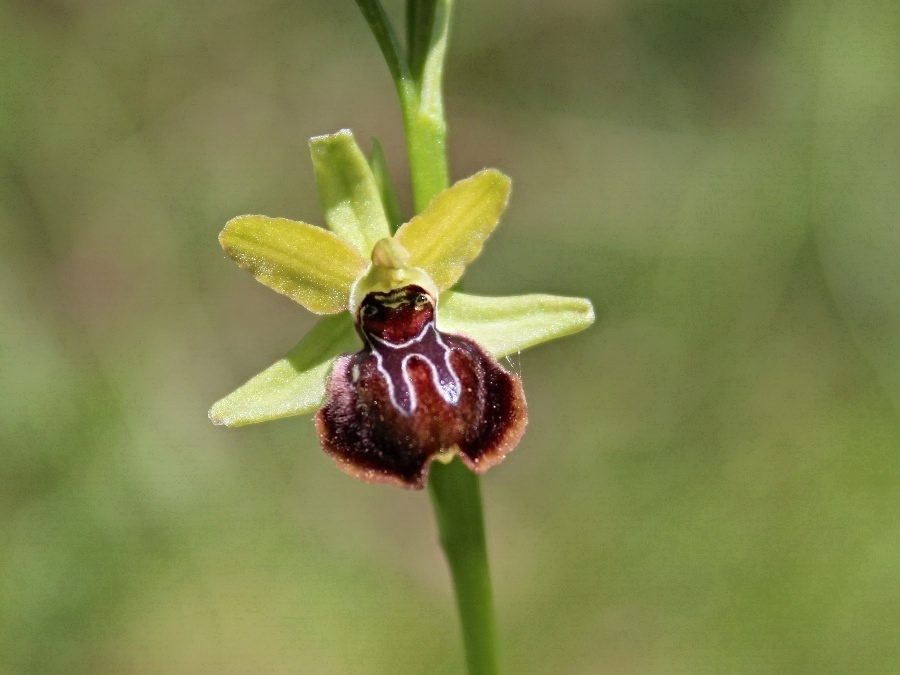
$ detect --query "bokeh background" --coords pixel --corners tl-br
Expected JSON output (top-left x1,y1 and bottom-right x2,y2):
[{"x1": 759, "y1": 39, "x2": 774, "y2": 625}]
[{"x1": 3, "y1": 0, "x2": 900, "y2": 672}]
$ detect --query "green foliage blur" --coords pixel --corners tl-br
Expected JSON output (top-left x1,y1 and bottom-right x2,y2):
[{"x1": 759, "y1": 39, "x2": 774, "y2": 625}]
[{"x1": 3, "y1": 0, "x2": 899, "y2": 672}]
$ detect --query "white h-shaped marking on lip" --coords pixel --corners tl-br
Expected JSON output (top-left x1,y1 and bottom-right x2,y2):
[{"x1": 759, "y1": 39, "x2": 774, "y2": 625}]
[{"x1": 365, "y1": 322, "x2": 462, "y2": 416}]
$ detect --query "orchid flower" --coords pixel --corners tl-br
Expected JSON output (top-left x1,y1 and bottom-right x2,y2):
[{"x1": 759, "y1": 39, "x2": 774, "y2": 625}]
[{"x1": 209, "y1": 129, "x2": 594, "y2": 489}]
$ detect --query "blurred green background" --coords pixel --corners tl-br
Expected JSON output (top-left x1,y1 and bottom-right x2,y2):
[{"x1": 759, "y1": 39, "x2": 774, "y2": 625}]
[{"x1": 3, "y1": 0, "x2": 900, "y2": 672}]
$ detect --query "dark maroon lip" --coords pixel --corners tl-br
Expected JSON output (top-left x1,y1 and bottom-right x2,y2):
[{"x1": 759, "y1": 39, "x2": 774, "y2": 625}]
[
  {"x1": 315, "y1": 284, "x2": 528, "y2": 489},
  {"x1": 355, "y1": 284, "x2": 460, "y2": 417}
]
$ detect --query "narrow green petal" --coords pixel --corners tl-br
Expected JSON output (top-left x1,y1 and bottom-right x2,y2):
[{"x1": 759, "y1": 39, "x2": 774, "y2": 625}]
[
  {"x1": 438, "y1": 291, "x2": 595, "y2": 358},
  {"x1": 220, "y1": 215, "x2": 366, "y2": 314},
  {"x1": 394, "y1": 169, "x2": 511, "y2": 291},
  {"x1": 368, "y1": 138, "x2": 404, "y2": 232},
  {"x1": 209, "y1": 314, "x2": 359, "y2": 427},
  {"x1": 310, "y1": 129, "x2": 392, "y2": 255}
]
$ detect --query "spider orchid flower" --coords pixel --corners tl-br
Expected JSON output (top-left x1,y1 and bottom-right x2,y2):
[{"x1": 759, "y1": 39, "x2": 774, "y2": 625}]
[{"x1": 209, "y1": 130, "x2": 594, "y2": 489}]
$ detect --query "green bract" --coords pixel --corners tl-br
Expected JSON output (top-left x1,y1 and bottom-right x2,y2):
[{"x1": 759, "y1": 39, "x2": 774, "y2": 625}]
[{"x1": 210, "y1": 129, "x2": 594, "y2": 428}]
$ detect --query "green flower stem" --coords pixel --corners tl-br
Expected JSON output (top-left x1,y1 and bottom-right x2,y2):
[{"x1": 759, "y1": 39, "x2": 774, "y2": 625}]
[
  {"x1": 402, "y1": 101, "x2": 449, "y2": 213},
  {"x1": 401, "y1": 0, "x2": 451, "y2": 212},
  {"x1": 355, "y1": 0, "x2": 450, "y2": 213},
  {"x1": 355, "y1": 1, "x2": 499, "y2": 672},
  {"x1": 428, "y1": 459, "x2": 499, "y2": 675}
]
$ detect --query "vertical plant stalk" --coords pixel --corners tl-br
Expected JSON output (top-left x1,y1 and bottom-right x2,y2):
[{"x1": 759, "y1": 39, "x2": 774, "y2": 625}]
[
  {"x1": 355, "y1": 1, "x2": 499, "y2": 673},
  {"x1": 428, "y1": 459, "x2": 499, "y2": 675},
  {"x1": 354, "y1": 0, "x2": 450, "y2": 212}
]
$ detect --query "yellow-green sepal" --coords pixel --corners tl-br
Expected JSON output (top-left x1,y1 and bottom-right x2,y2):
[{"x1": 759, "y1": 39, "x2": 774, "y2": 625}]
[
  {"x1": 394, "y1": 169, "x2": 511, "y2": 291},
  {"x1": 209, "y1": 314, "x2": 359, "y2": 427},
  {"x1": 310, "y1": 129, "x2": 393, "y2": 256},
  {"x1": 438, "y1": 291, "x2": 595, "y2": 358},
  {"x1": 219, "y1": 215, "x2": 367, "y2": 314}
]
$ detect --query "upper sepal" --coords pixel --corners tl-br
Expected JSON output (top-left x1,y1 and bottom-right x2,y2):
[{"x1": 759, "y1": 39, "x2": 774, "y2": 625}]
[{"x1": 310, "y1": 129, "x2": 393, "y2": 255}]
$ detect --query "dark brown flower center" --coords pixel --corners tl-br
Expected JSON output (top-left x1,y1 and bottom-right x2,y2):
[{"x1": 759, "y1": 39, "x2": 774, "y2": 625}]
[
  {"x1": 356, "y1": 286, "x2": 459, "y2": 415},
  {"x1": 317, "y1": 284, "x2": 528, "y2": 489}
]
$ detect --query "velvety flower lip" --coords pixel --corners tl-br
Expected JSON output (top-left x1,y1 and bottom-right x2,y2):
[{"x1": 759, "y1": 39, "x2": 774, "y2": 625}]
[
  {"x1": 315, "y1": 283, "x2": 527, "y2": 489},
  {"x1": 210, "y1": 129, "x2": 594, "y2": 488}
]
